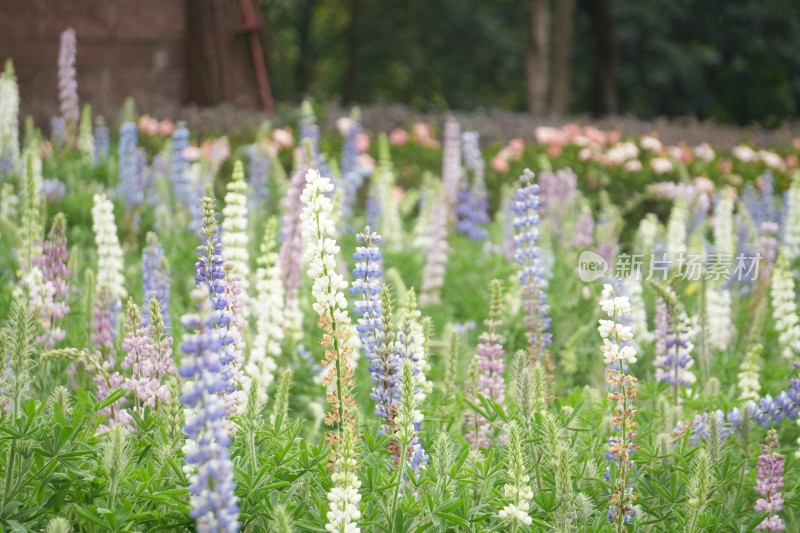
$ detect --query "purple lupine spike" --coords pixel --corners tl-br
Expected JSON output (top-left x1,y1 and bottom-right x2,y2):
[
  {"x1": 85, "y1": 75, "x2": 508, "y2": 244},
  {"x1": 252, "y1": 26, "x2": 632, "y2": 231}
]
[
  {"x1": 572, "y1": 205, "x2": 595, "y2": 248},
  {"x1": 57, "y1": 28, "x2": 79, "y2": 133},
  {"x1": 350, "y1": 227, "x2": 383, "y2": 360},
  {"x1": 278, "y1": 165, "x2": 307, "y2": 330},
  {"x1": 340, "y1": 113, "x2": 370, "y2": 226},
  {"x1": 92, "y1": 287, "x2": 118, "y2": 351},
  {"x1": 50, "y1": 116, "x2": 67, "y2": 145},
  {"x1": 754, "y1": 430, "x2": 785, "y2": 532},
  {"x1": 465, "y1": 280, "x2": 505, "y2": 448},
  {"x1": 34, "y1": 214, "x2": 70, "y2": 347},
  {"x1": 141, "y1": 232, "x2": 171, "y2": 329},
  {"x1": 246, "y1": 143, "x2": 271, "y2": 211},
  {"x1": 93, "y1": 117, "x2": 109, "y2": 164},
  {"x1": 121, "y1": 300, "x2": 175, "y2": 412},
  {"x1": 118, "y1": 122, "x2": 143, "y2": 208},
  {"x1": 455, "y1": 131, "x2": 489, "y2": 240},
  {"x1": 539, "y1": 168, "x2": 578, "y2": 236},
  {"x1": 299, "y1": 102, "x2": 330, "y2": 178},
  {"x1": 512, "y1": 169, "x2": 552, "y2": 367},
  {"x1": 179, "y1": 292, "x2": 240, "y2": 533},
  {"x1": 171, "y1": 124, "x2": 191, "y2": 205},
  {"x1": 690, "y1": 410, "x2": 731, "y2": 445}
]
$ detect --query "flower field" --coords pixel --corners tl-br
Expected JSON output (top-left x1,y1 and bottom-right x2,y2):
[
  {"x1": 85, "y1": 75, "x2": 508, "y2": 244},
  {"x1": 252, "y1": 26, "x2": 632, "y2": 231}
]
[{"x1": 4, "y1": 33, "x2": 800, "y2": 533}]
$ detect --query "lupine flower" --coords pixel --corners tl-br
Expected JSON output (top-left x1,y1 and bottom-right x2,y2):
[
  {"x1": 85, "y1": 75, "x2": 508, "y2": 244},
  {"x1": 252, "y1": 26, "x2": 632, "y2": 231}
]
[
  {"x1": 247, "y1": 217, "x2": 283, "y2": 405},
  {"x1": 539, "y1": 168, "x2": 578, "y2": 235},
  {"x1": 340, "y1": 109, "x2": 371, "y2": 226},
  {"x1": 572, "y1": 204, "x2": 595, "y2": 248},
  {"x1": 170, "y1": 124, "x2": 192, "y2": 205},
  {"x1": 279, "y1": 166, "x2": 308, "y2": 337},
  {"x1": 706, "y1": 285, "x2": 734, "y2": 351},
  {"x1": 455, "y1": 131, "x2": 489, "y2": 240},
  {"x1": 178, "y1": 291, "x2": 240, "y2": 533},
  {"x1": 738, "y1": 344, "x2": 763, "y2": 401},
  {"x1": 141, "y1": 232, "x2": 171, "y2": 329},
  {"x1": 194, "y1": 197, "x2": 247, "y2": 421},
  {"x1": 598, "y1": 283, "x2": 639, "y2": 528},
  {"x1": 465, "y1": 280, "x2": 505, "y2": 448},
  {"x1": 596, "y1": 194, "x2": 623, "y2": 266},
  {"x1": 760, "y1": 221, "x2": 780, "y2": 280},
  {"x1": 57, "y1": 28, "x2": 79, "y2": 138},
  {"x1": 513, "y1": 169, "x2": 552, "y2": 368},
  {"x1": 754, "y1": 429, "x2": 786, "y2": 532},
  {"x1": 300, "y1": 168, "x2": 361, "y2": 533},
  {"x1": 246, "y1": 143, "x2": 271, "y2": 211},
  {"x1": 42, "y1": 347, "x2": 130, "y2": 431},
  {"x1": 667, "y1": 198, "x2": 688, "y2": 265},
  {"x1": 50, "y1": 117, "x2": 66, "y2": 145},
  {"x1": 93, "y1": 116, "x2": 109, "y2": 164},
  {"x1": 33, "y1": 213, "x2": 70, "y2": 346},
  {"x1": 690, "y1": 410, "x2": 731, "y2": 446},
  {"x1": 0, "y1": 60, "x2": 20, "y2": 176},
  {"x1": 650, "y1": 285, "x2": 696, "y2": 401},
  {"x1": 770, "y1": 253, "x2": 800, "y2": 359},
  {"x1": 92, "y1": 287, "x2": 118, "y2": 351},
  {"x1": 18, "y1": 150, "x2": 44, "y2": 274},
  {"x1": 92, "y1": 193, "x2": 127, "y2": 304},
  {"x1": 394, "y1": 358, "x2": 428, "y2": 480},
  {"x1": 498, "y1": 421, "x2": 534, "y2": 526},
  {"x1": 299, "y1": 101, "x2": 330, "y2": 178},
  {"x1": 77, "y1": 104, "x2": 94, "y2": 161},
  {"x1": 221, "y1": 161, "x2": 250, "y2": 293},
  {"x1": 350, "y1": 226, "x2": 383, "y2": 371},
  {"x1": 368, "y1": 285, "x2": 400, "y2": 436},
  {"x1": 42, "y1": 179, "x2": 66, "y2": 202},
  {"x1": 441, "y1": 117, "x2": 461, "y2": 208},
  {"x1": 392, "y1": 289, "x2": 429, "y2": 475},
  {"x1": 783, "y1": 173, "x2": 800, "y2": 261},
  {"x1": 713, "y1": 188, "x2": 736, "y2": 257},
  {"x1": 120, "y1": 299, "x2": 174, "y2": 413},
  {"x1": 419, "y1": 190, "x2": 450, "y2": 307},
  {"x1": 118, "y1": 122, "x2": 143, "y2": 208}
]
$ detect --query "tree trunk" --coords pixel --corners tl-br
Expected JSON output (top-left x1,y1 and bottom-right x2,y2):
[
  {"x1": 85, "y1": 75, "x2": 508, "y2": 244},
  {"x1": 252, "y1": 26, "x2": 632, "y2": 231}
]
[
  {"x1": 294, "y1": 0, "x2": 317, "y2": 98},
  {"x1": 341, "y1": 0, "x2": 361, "y2": 104},
  {"x1": 526, "y1": 0, "x2": 550, "y2": 116},
  {"x1": 550, "y1": 0, "x2": 576, "y2": 115},
  {"x1": 581, "y1": 0, "x2": 618, "y2": 115}
]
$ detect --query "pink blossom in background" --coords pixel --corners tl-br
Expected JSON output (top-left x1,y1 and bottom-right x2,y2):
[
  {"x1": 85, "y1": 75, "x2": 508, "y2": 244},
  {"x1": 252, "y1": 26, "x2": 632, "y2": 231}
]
[
  {"x1": 356, "y1": 132, "x2": 370, "y2": 153},
  {"x1": 412, "y1": 122, "x2": 440, "y2": 148},
  {"x1": 547, "y1": 143, "x2": 562, "y2": 158},
  {"x1": 718, "y1": 159, "x2": 732, "y2": 173},
  {"x1": 507, "y1": 138, "x2": 525, "y2": 157},
  {"x1": 641, "y1": 135, "x2": 663, "y2": 152},
  {"x1": 785, "y1": 154, "x2": 797, "y2": 170},
  {"x1": 356, "y1": 153, "x2": 376, "y2": 171},
  {"x1": 138, "y1": 114, "x2": 159, "y2": 135},
  {"x1": 272, "y1": 127, "x2": 294, "y2": 149},
  {"x1": 40, "y1": 141, "x2": 53, "y2": 159},
  {"x1": 158, "y1": 120, "x2": 174, "y2": 137},
  {"x1": 491, "y1": 155, "x2": 510, "y2": 173},
  {"x1": 732, "y1": 144, "x2": 758, "y2": 163},
  {"x1": 202, "y1": 137, "x2": 231, "y2": 167},
  {"x1": 389, "y1": 128, "x2": 409, "y2": 145}
]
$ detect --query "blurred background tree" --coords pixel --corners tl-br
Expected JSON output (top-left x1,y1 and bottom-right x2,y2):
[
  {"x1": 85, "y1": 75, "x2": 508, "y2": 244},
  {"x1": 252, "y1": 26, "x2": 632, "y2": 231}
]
[{"x1": 258, "y1": 0, "x2": 800, "y2": 125}]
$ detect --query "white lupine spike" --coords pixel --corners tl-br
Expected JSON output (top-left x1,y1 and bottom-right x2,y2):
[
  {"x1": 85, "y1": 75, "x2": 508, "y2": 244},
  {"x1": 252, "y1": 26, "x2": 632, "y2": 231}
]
[
  {"x1": 91, "y1": 193, "x2": 126, "y2": 302},
  {"x1": 221, "y1": 161, "x2": 250, "y2": 293}
]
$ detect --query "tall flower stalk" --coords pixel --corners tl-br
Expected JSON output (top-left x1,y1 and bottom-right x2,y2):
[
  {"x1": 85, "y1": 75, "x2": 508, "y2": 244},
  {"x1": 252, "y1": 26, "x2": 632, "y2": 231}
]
[
  {"x1": 754, "y1": 429, "x2": 785, "y2": 532},
  {"x1": 141, "y1": 232, "x2": 171, "y2": 329},
  {"x1": 512, "y1": 169, "x2": 552, "y2": 368},
  {"x1": 221, "y1": 161, "x2": 250, "y2": 293},
  {"x1": 650, "y1": 283, "x2": 697, "y2": 404},
  {"x1": 57, "y1": 28, "x2": 79, "y2": 141},
  {"x1": 465, "y1": 280, "x2": 506, "y2": 448},
  {"x1": 598, "y1": 283, "x2": 639, "y2": 530},
  {"x1": 247, "y1": 217, "x2": 284, "y2": 405},
  {"x1": 300, "y1": 169, "x2": 361, "y2": 533},
  {"x1": 770, "y1": 253, "x2": 800, "y2": 359},
  {"x1": 178, "y1": 291, "x2": 239, "y2": 533}
]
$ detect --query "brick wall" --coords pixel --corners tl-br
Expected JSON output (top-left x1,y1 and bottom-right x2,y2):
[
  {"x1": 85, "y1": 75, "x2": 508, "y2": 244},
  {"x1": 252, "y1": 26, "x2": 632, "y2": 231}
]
[{"x1": 0, "y1": 0, "x2": 189, "y2": 121}]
